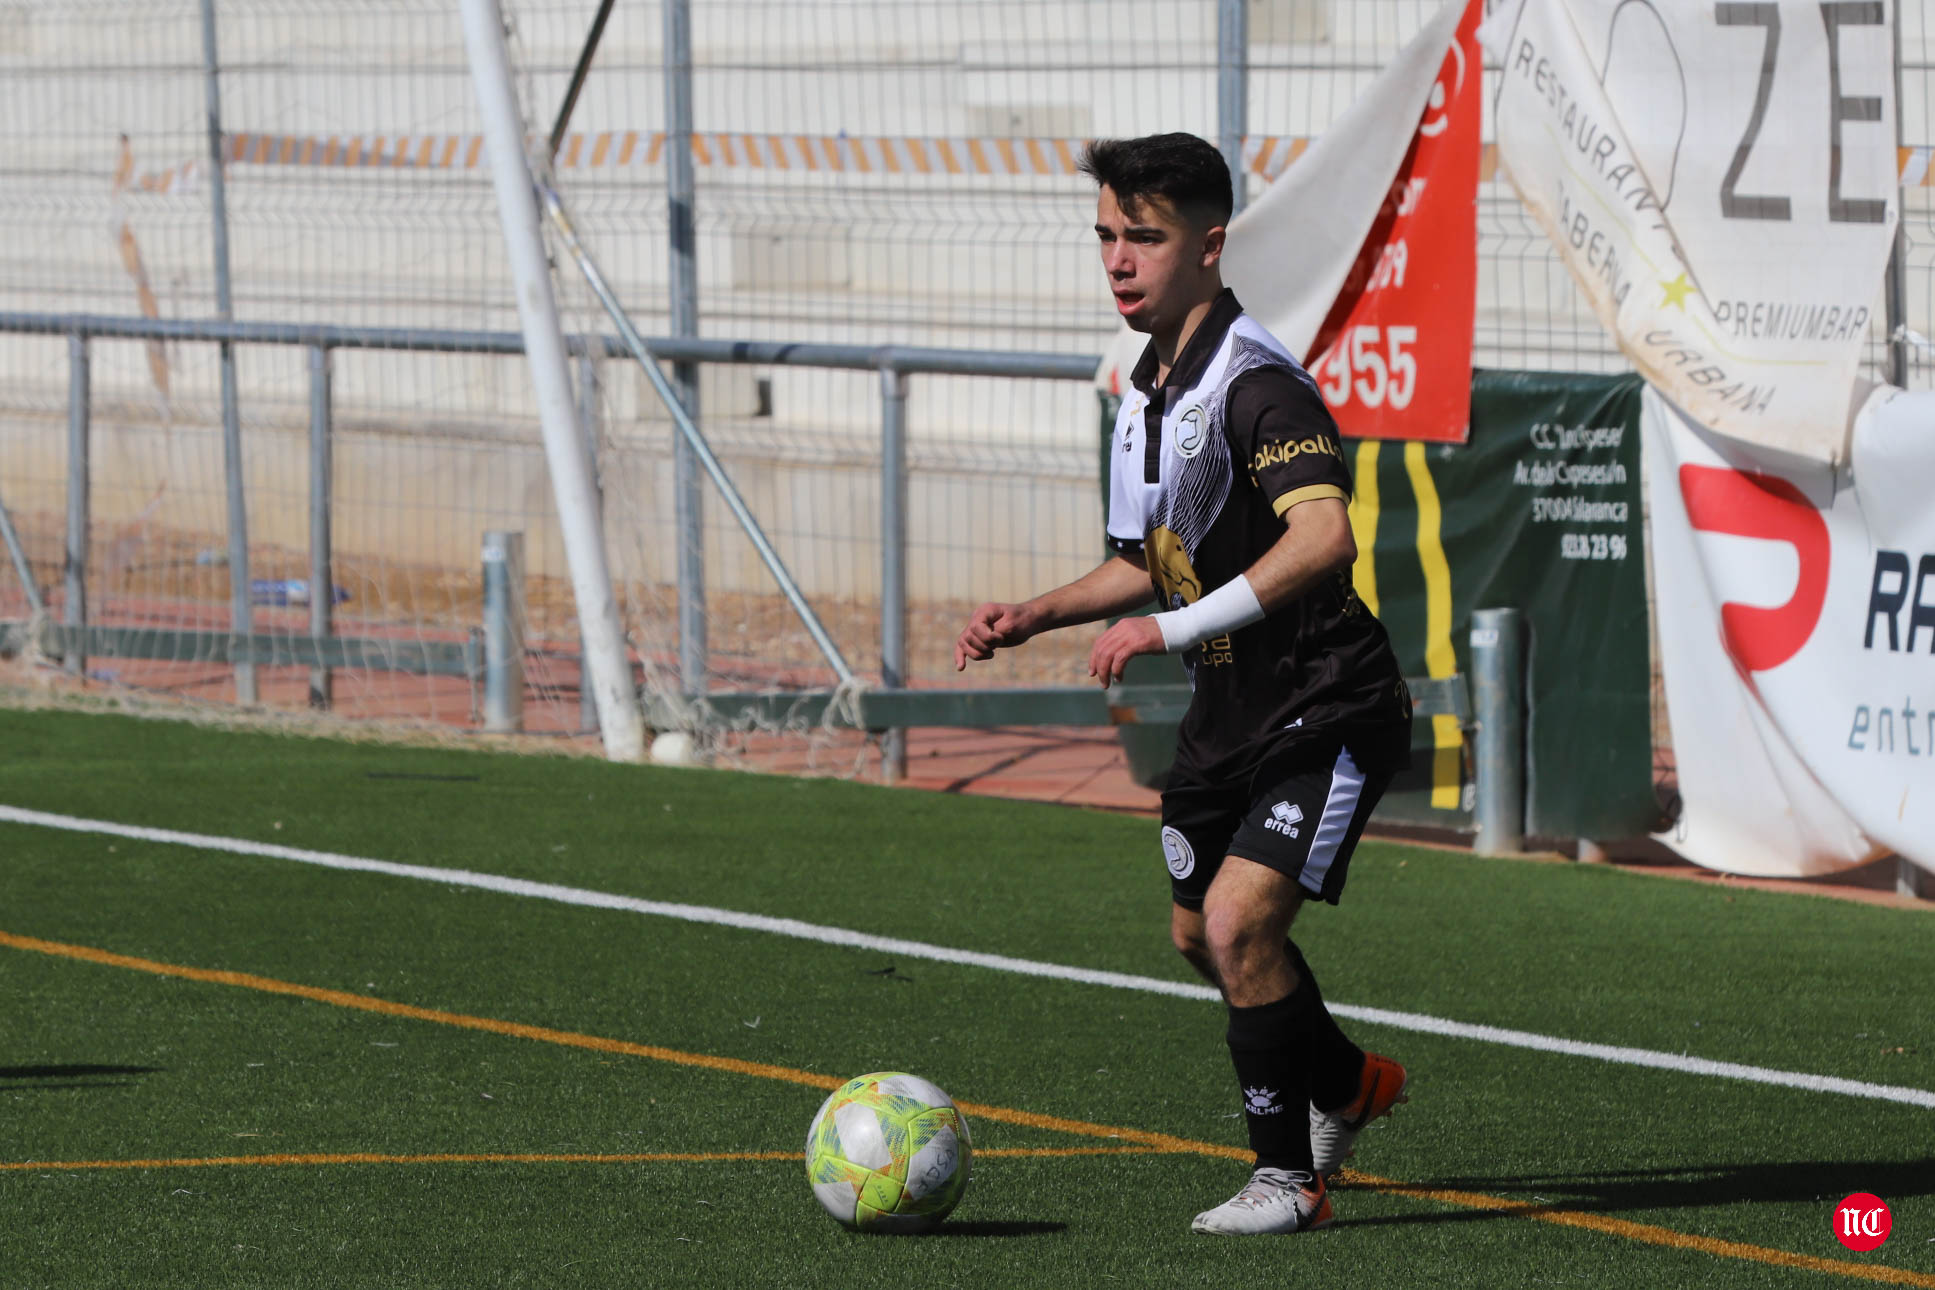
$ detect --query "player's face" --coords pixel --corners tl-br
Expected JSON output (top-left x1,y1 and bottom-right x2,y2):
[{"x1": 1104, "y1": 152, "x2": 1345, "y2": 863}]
[{"x1": 1093, "y1": 185, "x2": 1222, "y2": 337}]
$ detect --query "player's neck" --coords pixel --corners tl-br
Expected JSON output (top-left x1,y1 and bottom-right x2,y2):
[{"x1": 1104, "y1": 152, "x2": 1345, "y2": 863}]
[{"x1": 1151, "y1": 284, "x2": 1226, "y2": 386}]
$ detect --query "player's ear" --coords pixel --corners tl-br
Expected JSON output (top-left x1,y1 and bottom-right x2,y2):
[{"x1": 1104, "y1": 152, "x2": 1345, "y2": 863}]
[{"x1": 1200, "y1": 223, "x2": 1226, "y2": 269}]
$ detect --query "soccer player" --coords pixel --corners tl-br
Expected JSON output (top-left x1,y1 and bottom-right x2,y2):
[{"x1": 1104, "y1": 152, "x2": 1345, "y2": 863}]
[{"x1": 953, "y1": 132, "x2": 1414, "y2": 1235}]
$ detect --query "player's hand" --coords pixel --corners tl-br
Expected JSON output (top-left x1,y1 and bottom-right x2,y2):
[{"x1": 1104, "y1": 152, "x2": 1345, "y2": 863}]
[
  {"x1": 953, "y1": 602, "x2": 1042, "y2": 670},
  {"x1": 1087, "y1": 616, "x2": 1165, "y2": 686}
]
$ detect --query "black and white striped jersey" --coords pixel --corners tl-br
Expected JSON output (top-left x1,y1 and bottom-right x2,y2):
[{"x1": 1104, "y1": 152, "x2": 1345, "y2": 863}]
[{"x1": 1107, "y1": 290, "x2": 1411, "y2": 780}]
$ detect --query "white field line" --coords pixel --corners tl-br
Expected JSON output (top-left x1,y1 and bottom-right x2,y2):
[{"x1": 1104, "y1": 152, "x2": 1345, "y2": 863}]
[{"x1": 4, "y1": 803, "x2": 1932, "y2": 1111}]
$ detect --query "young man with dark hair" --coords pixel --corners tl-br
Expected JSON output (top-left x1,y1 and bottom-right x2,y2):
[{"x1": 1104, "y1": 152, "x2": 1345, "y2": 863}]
[{"x1": 954, "y1": 131, "x2": 1414, "y2": 1235}]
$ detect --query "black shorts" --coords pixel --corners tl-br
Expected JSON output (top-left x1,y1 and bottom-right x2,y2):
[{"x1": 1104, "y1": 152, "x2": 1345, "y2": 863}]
[{"x1": 1159, "y1": 727, "x2": 1406, "y2": 910}]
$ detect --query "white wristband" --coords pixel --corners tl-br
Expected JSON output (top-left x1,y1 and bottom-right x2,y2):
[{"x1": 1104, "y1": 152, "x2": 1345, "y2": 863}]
[{"x1": 1152, "y1": 574, "x2": 1265, "y2": 652}]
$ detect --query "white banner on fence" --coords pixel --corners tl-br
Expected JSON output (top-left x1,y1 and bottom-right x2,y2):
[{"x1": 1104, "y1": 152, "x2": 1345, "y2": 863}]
[
  {"x1": 1095, "y1": 0, "x2": 1466, "y2": 395},
  {"x1": 1483, "y1": 0, "x2": 1897, "y2": 464},
  {"x1": 1644, "y1": 383, "x2": 1935, "y2": 875}
]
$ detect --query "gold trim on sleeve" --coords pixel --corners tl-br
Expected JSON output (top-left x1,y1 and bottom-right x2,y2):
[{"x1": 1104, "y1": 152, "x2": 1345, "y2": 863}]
[{"x1": 1271, "y1": 483, "x2": 1347, "y2": 516}]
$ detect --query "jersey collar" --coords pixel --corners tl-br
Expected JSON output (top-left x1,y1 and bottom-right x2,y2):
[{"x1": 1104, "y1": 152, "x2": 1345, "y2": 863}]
[{"x1": 1128, "y1": 288, "x2": 1244, "y2": 400}]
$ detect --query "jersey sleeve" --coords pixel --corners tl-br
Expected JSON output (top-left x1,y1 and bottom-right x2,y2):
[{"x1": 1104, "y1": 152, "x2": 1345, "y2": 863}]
[
  {"x1": 1105, "y1": 396, "x2": 1146, "y2": 553},
  {"x1": 1229, "y1": 367, "x2": 1352, "y2": 517}
]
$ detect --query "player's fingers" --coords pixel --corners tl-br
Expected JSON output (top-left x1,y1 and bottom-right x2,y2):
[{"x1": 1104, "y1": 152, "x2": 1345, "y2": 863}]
[
  {"x1": 1091, "y1": 642, "x2": 1118, "y2": 686},
  {"x1": 1086, "y1": 635, "x2": 1110, "y2": 680}
]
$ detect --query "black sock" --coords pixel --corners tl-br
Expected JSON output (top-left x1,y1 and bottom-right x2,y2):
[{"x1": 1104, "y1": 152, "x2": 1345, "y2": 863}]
[
  {"x1": 1285, "y1": 939, "x2": 1367, "y2": 1113},
  {"x1": 1225, "y1": 992, "x2": 1315, "y2": 1174}
]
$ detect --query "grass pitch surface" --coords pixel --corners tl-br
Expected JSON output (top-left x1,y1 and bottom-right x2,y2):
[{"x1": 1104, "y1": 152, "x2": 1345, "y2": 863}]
[{"x1": 0, "y1": 707, "x2": 1929, "y2": 1288}]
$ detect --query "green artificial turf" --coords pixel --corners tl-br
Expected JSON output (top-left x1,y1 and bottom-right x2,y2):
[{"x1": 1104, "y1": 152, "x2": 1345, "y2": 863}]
[{"x1": 0, "y1": 706, "x2": 1929, "y2": 1288}]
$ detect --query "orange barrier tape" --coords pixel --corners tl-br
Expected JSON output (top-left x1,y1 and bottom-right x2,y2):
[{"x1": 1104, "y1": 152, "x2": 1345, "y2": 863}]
[{"x1": 120, "y1": 134, "x2": 1935, "y2": 194}]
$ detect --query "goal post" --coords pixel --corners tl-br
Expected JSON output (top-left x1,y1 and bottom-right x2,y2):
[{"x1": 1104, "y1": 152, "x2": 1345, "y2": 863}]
[{"x1": 458, "y1": 0, "x2": 644, "y2": 762}]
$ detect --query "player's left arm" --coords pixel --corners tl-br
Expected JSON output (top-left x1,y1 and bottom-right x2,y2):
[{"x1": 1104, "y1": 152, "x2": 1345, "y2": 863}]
[
  {"x1": 1236, "y1": 495, "x2": 1355, "y2": 608},
  {"x1": 1088, "y1": 368, "x2": 1354, "y2": 684}
]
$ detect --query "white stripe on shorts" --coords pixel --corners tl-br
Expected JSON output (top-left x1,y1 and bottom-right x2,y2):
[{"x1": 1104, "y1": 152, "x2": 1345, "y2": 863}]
[{"x1": 1298, "y1": 745, "x2": 1367, "y2": 895}]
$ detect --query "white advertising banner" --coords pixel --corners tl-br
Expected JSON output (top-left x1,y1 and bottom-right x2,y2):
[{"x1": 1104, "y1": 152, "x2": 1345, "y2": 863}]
[
  {"x1": 1483, "y1": 0, "x2": 1898, "y2": 464},
  {"x1": 1644, "y1": 383, "x2": 1935, "y2": 875}
]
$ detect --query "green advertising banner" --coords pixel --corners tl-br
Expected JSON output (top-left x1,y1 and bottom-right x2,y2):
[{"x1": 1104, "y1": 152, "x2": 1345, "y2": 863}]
[
  {"x1": 1363, "y1": 370, "x2": 1654, "y2": 838},
  {"x1": 1103, "y1": 369, "x2": 1658, "y2": 841}
]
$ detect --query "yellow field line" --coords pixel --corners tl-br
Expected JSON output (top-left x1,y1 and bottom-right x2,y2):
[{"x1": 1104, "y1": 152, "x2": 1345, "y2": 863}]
[
  {"x1": 0, "y1": 930, "x2": 1234, "y2": 1159},
  {"x1": 1357, "y1": 1173, "x2": 1935, "y2": 1289},
  {"x1": 5, "y1": 929, "x2": 1929, "y2": 1288},
  {"x1": 1, "y1": 1146, "x2": 1171, "y2": 1173}
]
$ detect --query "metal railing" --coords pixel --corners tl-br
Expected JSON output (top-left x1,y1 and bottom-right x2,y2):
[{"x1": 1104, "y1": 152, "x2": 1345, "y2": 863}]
[
  {"x1": 0, "y1": 308, "x2": 1097, "y2": 770},
  {"x1": 0, "y1": 308, "x2": 1488, "y2": 787}
]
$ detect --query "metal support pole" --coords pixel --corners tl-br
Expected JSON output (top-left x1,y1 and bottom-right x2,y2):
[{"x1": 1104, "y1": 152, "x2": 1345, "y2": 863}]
[
  {"x1": 64, "y1": 334, "x2": 89, "y2": 678},
  {"x1": 1899, "y1": 858, "x2": 1928, "y2": 901},
  {"x1": 879, "y1": 367, "x2": 910, "y2": 782},
  {"x1": 548, "y1": 0, "x2": 617, "y2": 160},
  {"x1": 482, "y1": 530, "x2": 526, "y2": 733},
  {"x1": 1886, "y1": 231, "x2": 1910, "y2": 388},
  {"x1": 1887, "y1": 0, "x2": 1910, "y2": 387},
  {"x1": 664, "y1": 0, "x2": 706, "y2": 694},
  {"x1": 0, "y1": 492, "x2": 42, "y2": 619},
  {"x1": 576, "y1": 351, "x2": 602, "y2": 736},
  {"x1": 1217, "y1": 0, "x2": 1249, "y2": 217},
  {"x1": 463, "y1": 0, "x2": 646, "y2": 760},
  {"x1": 1470, "y1": 607, "x2": 1525, "y2": 855},
  {"x1": 200, "y1": 0, "x2": 254, "y2": 702},
  {"x1": 307, "y1": 345, "x2": 333, "y2": 709}
]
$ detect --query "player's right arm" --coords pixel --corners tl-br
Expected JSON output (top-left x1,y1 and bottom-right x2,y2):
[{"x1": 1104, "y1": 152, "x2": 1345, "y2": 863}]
[{"x1": 953, "y1": 552, "x2": 1152, "y2": 670}]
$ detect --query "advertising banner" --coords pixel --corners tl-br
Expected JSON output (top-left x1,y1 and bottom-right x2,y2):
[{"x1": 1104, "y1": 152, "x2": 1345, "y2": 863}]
[
  {"x1": 1304, "y1": 0, "x2": 1480, "y2": 443},
  {"x1": 1366, "y1": 371, "x2": 1655, "y2": 837},
  {"x1": 1481, "y1": 0, "x2": 1898, "y2": 463},
  {"x1": 1645, "y1": 384, "x2": 1935, "y2": 874}
]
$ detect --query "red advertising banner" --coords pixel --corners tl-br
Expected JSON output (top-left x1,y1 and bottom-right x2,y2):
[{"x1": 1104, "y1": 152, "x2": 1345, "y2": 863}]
[{"x1": 1305, "y1": 0, "x2": 1480, "y2": 443}]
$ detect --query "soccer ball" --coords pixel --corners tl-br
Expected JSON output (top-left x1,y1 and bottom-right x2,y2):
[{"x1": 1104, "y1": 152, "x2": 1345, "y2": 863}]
[{"x1": 804, "y1": 1071, "x2": 972, "y2": 1233}]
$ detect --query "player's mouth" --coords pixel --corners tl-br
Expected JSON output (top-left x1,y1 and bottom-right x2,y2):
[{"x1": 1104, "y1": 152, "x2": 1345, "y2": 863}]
[{"x1": 1113, "y1": 290, "x2": 1146, "y2": 316}]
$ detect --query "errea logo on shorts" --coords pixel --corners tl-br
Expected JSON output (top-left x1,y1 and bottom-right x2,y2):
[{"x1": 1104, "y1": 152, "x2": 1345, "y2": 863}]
[
  {"x1": 1264, "y1": 802, "x2": 1303, "y2": 837},
  {"x1": 1161, "y1": 826, "x2": 1196, "y2": 880}
]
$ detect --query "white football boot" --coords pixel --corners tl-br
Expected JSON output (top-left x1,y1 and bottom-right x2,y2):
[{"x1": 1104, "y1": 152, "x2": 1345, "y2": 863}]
[{"x1": 1190, "y1": 1167, "x2": 1333, "y2": 1235}]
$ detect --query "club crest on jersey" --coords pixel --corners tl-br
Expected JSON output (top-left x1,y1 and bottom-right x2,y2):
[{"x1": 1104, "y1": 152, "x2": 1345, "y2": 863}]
[
  {"x1": 1174, "y1": 406, "x2": 1206, "y2": 458},
  {"x1": 1161, "y1": 826, "x2": 1195, "y2": 880}
]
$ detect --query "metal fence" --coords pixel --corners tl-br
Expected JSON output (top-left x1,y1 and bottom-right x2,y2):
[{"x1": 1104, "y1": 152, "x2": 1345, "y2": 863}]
[
  {"x1": 1, "y1": 0, "x2": 1932, "y2": 764},
  {"x1": 0, "y1": 307, "x2": 1098, "y2": 737}
]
